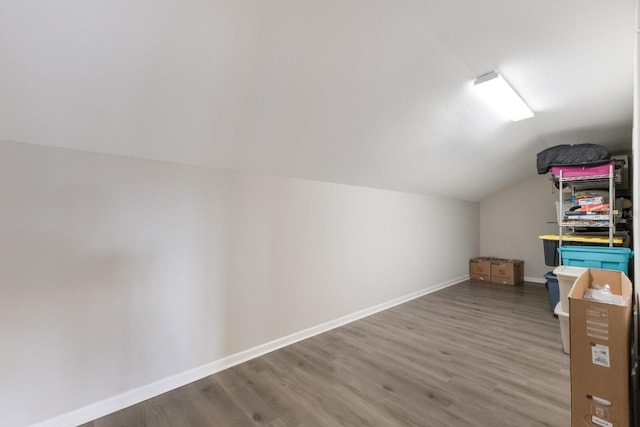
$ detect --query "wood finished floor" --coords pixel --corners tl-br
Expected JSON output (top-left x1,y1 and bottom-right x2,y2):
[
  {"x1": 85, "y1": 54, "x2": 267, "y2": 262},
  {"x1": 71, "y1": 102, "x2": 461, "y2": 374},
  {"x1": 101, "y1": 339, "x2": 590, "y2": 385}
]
[{"x1": 82, "y1": 280, "x2": 570, "y2": 427}]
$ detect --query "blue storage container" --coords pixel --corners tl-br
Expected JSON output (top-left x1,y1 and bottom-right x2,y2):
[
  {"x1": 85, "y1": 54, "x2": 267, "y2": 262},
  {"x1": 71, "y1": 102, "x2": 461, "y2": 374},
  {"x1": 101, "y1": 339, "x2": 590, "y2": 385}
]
[
  {"x1": 544, "y1": 272, "x2": 559, "y2": 312},
  {"x1": 557, "y1": 246, "x2": 633, "y2": 275}
]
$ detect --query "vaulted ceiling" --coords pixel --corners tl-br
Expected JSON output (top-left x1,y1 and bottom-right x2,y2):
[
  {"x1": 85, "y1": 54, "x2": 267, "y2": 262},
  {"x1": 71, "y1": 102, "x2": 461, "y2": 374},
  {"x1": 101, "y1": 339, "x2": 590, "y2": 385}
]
[{"x1": 0, "y1": 0, "x2": 634, "y2": 201}]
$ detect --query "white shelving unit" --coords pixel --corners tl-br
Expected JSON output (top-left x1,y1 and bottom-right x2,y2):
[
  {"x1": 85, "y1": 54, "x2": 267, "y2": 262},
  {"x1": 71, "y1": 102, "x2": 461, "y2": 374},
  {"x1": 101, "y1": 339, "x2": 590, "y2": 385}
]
[{"x1": 557, "y1": 163, "x2": 615, "y2": 250}]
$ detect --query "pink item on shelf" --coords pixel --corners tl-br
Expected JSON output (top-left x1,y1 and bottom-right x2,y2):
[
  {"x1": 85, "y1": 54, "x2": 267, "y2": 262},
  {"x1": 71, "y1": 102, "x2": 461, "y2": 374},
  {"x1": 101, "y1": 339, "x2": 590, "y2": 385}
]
[{"x1": 550, "y1": 161, "x2": 615, "y2": 179}]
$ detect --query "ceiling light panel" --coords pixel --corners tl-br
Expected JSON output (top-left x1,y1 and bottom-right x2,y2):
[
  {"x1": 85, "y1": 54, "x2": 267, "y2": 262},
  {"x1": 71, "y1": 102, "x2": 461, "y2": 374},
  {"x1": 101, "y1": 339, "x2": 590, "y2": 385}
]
[{"x1": 474, "y1": 71, "x2": 534, "y2": 122}]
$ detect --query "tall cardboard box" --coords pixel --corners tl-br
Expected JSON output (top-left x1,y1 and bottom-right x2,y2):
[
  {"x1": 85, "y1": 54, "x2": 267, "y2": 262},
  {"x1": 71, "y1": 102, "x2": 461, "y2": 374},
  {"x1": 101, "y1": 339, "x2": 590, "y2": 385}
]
[
  {"x1": 469, "y1": 257, "x2": 494, "y2": 281},
  {"x1": 490, "y1": 259, "x2": 524, "y2": 285},
  {"x1": 568, "y1": 269, "x2": 632, "y2": 427}
]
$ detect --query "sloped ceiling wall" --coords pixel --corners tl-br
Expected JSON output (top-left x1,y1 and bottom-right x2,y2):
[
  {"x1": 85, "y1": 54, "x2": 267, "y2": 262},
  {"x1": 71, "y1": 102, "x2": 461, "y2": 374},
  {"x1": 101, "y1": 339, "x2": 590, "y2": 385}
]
[{"x1": 0, "y1": 0, "x2": 634, "y2": 200}]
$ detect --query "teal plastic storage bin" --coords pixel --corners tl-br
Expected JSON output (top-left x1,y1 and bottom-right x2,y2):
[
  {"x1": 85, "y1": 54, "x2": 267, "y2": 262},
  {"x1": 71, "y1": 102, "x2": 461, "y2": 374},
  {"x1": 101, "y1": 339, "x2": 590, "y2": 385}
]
[{"x1": 557, "y1": 246, "x2": 633, "y2": 275}]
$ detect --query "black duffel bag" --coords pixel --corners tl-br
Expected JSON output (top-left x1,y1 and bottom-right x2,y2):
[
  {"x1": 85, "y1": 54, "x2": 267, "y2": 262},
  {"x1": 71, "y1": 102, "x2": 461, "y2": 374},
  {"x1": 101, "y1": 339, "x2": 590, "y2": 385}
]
[{"x1": 536, "y1": 143, "x2": 610, "y2": 174}]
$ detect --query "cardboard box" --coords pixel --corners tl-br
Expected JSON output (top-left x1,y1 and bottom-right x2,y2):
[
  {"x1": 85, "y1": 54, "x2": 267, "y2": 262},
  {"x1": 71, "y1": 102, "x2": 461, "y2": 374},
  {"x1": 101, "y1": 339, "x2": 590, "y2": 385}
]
[
  {"x1": 568, "y1": 269, "x2": 632, "y2": 427},
  {"x1": 490, "y1": 259, "x2": 524, "y2": 285},
  {"x1": 469, "y1": 257, "x2": 494, "y2": 281}
]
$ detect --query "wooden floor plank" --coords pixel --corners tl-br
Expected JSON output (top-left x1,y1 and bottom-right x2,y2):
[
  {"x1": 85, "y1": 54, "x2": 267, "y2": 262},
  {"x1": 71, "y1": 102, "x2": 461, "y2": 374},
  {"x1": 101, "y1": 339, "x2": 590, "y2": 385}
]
[{"x1": 81, "y1": 280, "x2": 570, "y2": 426}]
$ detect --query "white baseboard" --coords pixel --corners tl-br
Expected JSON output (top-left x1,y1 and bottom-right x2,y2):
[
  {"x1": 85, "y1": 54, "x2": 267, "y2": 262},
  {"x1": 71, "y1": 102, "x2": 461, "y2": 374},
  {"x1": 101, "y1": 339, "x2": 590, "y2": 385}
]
[
  {"x1": 525, "y1": 275, "x2": 547, "y2": 284},
  {"x1": 31, "y1": 275, "x2": 468, "y2": 427}
]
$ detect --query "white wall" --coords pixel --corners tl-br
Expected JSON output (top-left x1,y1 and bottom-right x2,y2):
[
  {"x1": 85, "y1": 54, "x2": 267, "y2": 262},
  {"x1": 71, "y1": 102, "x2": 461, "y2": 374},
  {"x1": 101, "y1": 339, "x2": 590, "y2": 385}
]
[
  {"x1": 480, "y1": 174, "x2": 558, "y2": 280},
  {"x1": 634, "y1": 0, "x2": 639, "y2": 286},
  {"x1": 0, "y1": 139, "x2": 479, "y2": 426}
]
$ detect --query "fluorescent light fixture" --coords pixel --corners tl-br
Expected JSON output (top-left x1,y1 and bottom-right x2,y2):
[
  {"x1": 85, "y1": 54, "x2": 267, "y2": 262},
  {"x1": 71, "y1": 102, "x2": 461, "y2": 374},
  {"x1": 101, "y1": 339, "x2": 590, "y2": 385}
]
[{"x1": 474, "y1": 71, "x2": 534, "y2": 122}]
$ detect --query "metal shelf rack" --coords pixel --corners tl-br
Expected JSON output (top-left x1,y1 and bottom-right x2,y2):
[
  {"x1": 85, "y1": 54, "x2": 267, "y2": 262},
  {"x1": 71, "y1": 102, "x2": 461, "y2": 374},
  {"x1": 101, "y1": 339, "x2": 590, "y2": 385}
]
[{"x1": 557, "y1": 163, "x2": 615, "y2": 250}]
